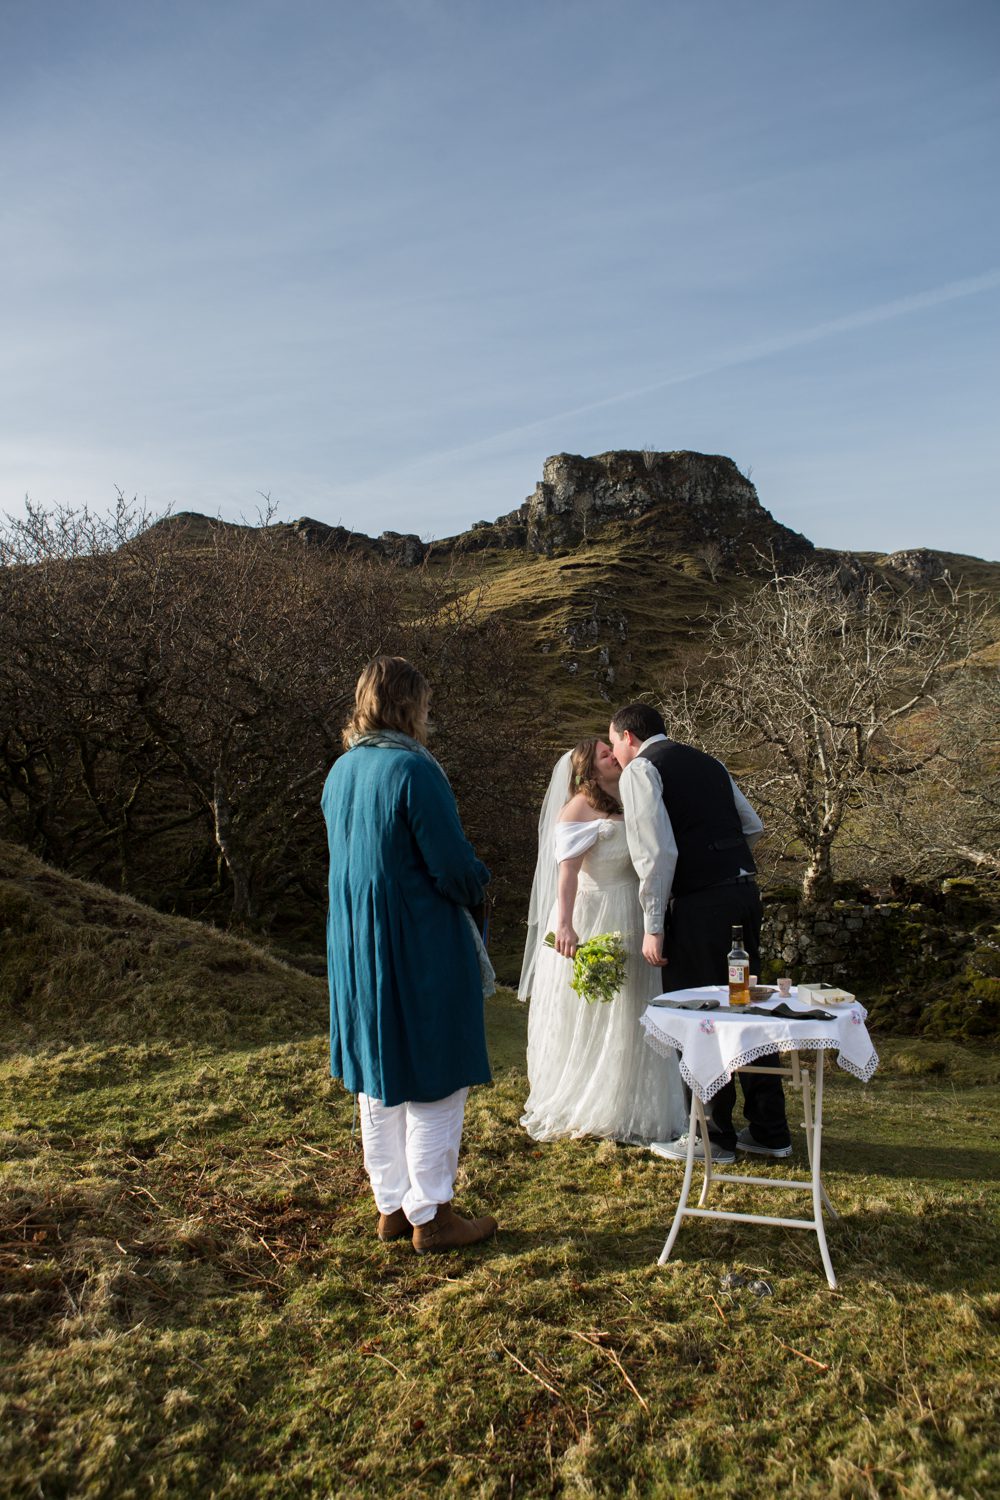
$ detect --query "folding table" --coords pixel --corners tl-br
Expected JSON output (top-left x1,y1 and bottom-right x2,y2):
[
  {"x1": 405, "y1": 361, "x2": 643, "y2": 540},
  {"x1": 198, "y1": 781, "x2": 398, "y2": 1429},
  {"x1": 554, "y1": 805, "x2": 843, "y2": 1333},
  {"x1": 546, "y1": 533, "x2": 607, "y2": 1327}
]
[{"x1": 640, "y1": 986, "x2": 879, "y2": 1288}]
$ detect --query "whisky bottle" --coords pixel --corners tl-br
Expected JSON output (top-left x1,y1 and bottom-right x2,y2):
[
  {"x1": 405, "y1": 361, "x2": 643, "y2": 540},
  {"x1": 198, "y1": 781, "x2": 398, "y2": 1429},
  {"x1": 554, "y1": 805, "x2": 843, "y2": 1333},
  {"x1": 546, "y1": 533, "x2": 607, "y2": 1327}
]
[{"x1": 727, "y1": 926, "x2": 750, "y2": 1007}]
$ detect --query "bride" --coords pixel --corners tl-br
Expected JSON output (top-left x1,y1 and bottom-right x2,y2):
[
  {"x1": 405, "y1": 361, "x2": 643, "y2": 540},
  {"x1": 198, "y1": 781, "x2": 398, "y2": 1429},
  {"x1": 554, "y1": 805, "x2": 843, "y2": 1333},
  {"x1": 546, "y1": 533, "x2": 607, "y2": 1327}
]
[{"x1": 518, "y1": 739, "x2": 687, "y2": 1144}]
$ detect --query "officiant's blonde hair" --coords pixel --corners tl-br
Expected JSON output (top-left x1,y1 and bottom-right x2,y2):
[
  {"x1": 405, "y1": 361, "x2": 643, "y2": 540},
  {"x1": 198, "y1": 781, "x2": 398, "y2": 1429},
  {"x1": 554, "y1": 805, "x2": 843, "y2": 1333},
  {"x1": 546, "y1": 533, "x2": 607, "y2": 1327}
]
[{"x1": 344, "y1": 656, "x2": 430, "y2": 748}]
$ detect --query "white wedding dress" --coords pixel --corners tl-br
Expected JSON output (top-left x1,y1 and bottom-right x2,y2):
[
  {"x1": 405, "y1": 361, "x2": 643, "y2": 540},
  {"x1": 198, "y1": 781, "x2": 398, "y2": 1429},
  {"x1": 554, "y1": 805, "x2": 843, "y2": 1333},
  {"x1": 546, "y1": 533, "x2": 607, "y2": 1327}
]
[{"x1": 520, "y1": 818, "x2": 688, "y2": 1144}]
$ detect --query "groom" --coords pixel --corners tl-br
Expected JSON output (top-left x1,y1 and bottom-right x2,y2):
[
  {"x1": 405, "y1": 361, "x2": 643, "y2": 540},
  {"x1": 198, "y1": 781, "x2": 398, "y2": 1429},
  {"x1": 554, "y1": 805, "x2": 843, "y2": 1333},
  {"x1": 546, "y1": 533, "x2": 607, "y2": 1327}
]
[{"x1": 608, "y1": 702, "x2": 791, "y2": 1163}]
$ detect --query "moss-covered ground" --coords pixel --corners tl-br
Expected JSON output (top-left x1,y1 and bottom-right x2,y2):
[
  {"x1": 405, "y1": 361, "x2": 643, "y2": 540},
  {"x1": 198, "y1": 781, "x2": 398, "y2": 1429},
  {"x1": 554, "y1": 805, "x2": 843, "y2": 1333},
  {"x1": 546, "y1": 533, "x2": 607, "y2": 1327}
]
[
  {"x1": 2, "y1": 986, "x2": 998, "y2": 1499},
  {"x1": 2, "y1": 841, "x2": 999, "y2": 1496}
]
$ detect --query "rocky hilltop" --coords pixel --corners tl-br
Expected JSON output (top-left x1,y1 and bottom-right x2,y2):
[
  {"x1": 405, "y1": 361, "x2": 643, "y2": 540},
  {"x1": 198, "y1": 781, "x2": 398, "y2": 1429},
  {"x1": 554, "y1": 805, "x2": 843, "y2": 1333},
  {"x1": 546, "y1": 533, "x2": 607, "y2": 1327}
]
[
  {"x1": 153, "y1": 452, "x2": 991, "y2": 590},
  {"x1": 451, "y1": 449, "x2": 813, "y2": 564},
  {"x1": 155, "y1": 450, "x2": 815, "y2": 571},
  {"x1": 142, "y1": 451, "x2": 995, "y2": 721}
]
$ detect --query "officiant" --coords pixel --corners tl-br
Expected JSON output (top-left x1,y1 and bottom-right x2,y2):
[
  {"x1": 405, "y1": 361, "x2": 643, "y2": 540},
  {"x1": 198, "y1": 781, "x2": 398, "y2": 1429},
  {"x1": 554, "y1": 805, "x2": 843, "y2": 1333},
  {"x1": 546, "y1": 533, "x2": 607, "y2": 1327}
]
[{"x1": 322, "y1": 655, "x2": 498, "y2": 1253}]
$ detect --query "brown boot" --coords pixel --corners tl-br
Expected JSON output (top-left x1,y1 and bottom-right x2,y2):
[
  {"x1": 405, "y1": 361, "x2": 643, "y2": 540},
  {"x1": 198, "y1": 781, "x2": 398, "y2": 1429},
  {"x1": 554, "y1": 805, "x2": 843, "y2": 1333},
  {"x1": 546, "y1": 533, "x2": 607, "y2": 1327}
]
[
  {"x1": 412, "y1": 1201, "x2": 498, "y2": 1255},
  {"x1": 377, "y1": 1208, "x2": 410, "y2": 1242}
]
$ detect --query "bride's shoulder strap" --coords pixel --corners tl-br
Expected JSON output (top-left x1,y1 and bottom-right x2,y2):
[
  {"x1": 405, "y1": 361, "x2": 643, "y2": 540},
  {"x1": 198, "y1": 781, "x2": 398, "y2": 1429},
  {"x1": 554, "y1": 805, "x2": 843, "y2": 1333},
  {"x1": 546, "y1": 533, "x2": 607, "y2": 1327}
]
[{"x1": 554, "y1": 820, "x2": 602, "y2": 862}]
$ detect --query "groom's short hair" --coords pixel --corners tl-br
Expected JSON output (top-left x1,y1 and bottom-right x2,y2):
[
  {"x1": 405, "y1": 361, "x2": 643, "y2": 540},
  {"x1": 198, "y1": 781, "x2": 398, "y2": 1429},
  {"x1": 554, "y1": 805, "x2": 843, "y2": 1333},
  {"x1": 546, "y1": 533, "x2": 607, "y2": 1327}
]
[{"x1": 610, "y1": 703, "x2": 667, "y2": 742}]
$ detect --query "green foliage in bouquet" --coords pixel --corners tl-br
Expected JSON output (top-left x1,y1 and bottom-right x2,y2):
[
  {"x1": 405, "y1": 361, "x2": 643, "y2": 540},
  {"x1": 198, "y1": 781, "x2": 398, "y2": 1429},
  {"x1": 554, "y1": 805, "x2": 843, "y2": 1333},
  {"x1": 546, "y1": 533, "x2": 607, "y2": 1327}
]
[{"x1": 543, "y1": 930, "x2": 627, "y2": 1004}]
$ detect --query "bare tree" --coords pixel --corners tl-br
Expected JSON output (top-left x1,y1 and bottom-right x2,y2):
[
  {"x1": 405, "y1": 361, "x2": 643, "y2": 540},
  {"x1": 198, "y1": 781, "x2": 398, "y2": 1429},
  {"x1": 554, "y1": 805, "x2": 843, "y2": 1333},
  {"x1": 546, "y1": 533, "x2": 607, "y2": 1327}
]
[
  {"x1": 0, "y1": 497, "x2": 179, "y2": 875},
  {"x1": 0, "y1": 502, "x2": 407, "y2": 916},
  {"x1": 657, "y1": 566, "x2": 992, "y2": 904},
  {"x1": 906, "y1": 660, "x2": 1000, "y2": 881},
  {"x1": 0, "y1": 501, "x2": 542, "y2": 932},
  {"x1": 695, "y1": 540, "x2": 723, "y2": 582}
]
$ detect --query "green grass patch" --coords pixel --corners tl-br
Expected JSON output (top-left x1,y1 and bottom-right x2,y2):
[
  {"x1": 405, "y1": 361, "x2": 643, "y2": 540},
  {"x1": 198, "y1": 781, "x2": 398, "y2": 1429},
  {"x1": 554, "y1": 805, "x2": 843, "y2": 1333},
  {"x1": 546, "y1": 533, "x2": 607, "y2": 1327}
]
[
  {"x1": 2, "y1": 987, "x2": 999, "y2": 1497},
  {"x1": 0, "y1": 840, "x2": 326, "y2": 1051}
]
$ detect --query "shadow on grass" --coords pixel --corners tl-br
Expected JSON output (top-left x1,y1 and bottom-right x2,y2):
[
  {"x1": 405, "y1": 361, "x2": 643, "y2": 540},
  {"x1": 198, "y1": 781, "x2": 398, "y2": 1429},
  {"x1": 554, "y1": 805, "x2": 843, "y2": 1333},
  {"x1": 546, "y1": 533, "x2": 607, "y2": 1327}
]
[
  {"x1": 819, "y1": 1135, "x2": 1000, "y2": 1181},
  {"x1": 543, "y1": 1205, "x2": 999, "y2": 1294}
]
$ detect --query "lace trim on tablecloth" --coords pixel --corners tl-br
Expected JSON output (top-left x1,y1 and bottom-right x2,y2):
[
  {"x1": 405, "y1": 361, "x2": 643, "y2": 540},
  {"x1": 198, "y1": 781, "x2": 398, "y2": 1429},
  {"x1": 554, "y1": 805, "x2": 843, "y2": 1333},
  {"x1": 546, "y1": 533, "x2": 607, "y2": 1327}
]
[{"x1": 640, "y1": 1028, "x2": 880, "y2": 1100}]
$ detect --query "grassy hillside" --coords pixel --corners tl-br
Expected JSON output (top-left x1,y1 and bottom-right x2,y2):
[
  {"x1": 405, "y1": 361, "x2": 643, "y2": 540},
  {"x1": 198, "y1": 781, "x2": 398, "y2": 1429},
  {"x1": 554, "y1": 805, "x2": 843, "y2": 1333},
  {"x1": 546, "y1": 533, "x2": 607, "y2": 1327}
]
[
  {"x1": 0, "y1": 841, "x2": 326, "y2": 1051},
  {"x1": 142, "y1": 462, "x2": 1000, "y2": 735},
  {"x1": 428, "y1": 527, "x2": 759, "y2": 736},
  {"x1": 431, "y1": 527, "x2": 1000, "y2": 736},
  {"x1": 2, "y1": 846, "x2": 999, "y2": 1496}
]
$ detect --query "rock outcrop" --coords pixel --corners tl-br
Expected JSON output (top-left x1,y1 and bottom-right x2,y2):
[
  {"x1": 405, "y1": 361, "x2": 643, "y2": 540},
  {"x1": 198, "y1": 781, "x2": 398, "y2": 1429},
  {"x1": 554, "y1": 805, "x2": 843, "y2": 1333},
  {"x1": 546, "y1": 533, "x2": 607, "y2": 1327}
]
[
  {"x1": 880, "y1": 548, "x2": 951, "y2": 588},
  {"x1": 444, "y1": 450, "x2": 814, "y2": 565},
  {"x1": 145, "y1": 512, "x2": 429, "y2": 567},
  {"x1": 282, "y1": 519, "x2": 427, "y2": 566},
  {"x1": 143, "y1": 452, "x2": 817, "y2": 569},
  {"x1": 284, "y1": 516, "x2": 369, "y2": 552},
  {"x1": 378, "y1": 530, "x2": 427, "y2": 567}
]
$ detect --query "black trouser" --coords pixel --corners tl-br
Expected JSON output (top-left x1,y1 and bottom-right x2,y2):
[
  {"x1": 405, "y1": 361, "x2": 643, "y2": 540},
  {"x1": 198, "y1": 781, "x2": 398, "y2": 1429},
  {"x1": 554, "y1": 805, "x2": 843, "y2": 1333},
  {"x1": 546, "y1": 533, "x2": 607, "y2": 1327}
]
[{"x1": 662, "y1": 881, "x2": 790, "y2": 1150}]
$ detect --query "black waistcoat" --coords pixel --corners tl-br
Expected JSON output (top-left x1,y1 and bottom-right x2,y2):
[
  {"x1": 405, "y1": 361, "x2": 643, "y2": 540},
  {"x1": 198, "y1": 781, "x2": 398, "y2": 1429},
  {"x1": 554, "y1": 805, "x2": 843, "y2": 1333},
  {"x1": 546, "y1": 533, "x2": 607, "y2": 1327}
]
[{"x1": 640, "y1": 739, "x2": 756, "y2": 897}]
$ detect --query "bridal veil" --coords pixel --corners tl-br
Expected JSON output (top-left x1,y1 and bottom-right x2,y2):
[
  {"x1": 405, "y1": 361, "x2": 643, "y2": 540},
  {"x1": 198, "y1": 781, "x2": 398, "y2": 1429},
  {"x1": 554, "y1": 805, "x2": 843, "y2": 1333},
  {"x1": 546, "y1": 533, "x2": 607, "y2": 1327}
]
[{"x1": 517, "y1": 750, "x2": 573, "y2": 1001}]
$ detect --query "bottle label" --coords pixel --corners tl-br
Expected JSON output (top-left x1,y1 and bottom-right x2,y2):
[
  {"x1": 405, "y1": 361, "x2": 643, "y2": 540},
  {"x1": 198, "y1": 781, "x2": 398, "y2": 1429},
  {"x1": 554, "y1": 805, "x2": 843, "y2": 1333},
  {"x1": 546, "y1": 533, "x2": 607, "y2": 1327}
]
[{"x1": 728, "y1": 963, "x2": 747, "y2": 984}]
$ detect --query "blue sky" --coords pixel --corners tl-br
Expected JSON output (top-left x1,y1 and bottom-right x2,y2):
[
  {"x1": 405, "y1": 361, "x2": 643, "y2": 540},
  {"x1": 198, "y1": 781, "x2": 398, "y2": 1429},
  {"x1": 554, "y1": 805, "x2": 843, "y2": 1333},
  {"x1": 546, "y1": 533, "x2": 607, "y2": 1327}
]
[{"x1": 2, "y1": 0, "x2": 998, "y2": 557}]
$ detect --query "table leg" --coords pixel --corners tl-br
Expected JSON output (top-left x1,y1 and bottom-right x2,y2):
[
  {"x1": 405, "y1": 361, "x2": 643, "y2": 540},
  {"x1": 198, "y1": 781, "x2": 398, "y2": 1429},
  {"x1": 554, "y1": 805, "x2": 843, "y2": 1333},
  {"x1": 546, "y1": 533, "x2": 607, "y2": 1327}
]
[
  {"x1": 811, "y1": 1054, "x2": 838, "y2": 1289},
  {"x1": 801, "y1": 1053, "x2": 838, "y2": 1219},
  {"x1": 658, "y1": 1093, "x2": 700, "y2": 1266},
  {"x1": 655, "y1": 1046, "x2": 841, "y2": 1287},
  {"x1": 694, "y1": 1095, "x2": 714, "y2": 1208},
  {"x1": 798, "y1": 1053, "x2": 814, "y2": 1162}
]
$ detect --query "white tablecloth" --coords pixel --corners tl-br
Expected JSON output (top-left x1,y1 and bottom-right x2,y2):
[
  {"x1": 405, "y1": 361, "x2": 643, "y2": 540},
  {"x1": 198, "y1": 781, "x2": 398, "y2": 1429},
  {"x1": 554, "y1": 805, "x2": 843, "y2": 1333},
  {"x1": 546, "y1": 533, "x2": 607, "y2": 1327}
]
[{"x1": 640, "y1": 985, "x2": 879, "y2": 1102}]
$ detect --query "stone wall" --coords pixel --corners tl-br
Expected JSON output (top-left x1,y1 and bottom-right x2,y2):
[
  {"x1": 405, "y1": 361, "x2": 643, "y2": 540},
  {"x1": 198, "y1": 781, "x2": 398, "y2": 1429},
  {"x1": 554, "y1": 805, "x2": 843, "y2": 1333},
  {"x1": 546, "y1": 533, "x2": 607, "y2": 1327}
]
[{"x1": 760, "y1": 880, "x2": 1000, "y2": 1040}]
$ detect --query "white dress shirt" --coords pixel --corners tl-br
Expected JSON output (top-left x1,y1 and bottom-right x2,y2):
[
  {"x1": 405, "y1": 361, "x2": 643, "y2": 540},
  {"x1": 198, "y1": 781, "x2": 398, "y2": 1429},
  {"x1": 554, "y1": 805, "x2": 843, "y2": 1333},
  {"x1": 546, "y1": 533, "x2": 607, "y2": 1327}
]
[{"x1": 619, "y1": 734, "x2": 764, "y2": 935}]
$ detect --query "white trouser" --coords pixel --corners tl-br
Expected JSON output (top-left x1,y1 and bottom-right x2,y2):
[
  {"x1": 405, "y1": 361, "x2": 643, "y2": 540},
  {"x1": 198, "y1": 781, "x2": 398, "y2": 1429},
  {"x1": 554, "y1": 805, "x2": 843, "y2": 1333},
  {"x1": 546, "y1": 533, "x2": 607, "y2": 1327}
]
[{"x1": 358, "y1": 1087, "x2": 469, "y2": 1226}]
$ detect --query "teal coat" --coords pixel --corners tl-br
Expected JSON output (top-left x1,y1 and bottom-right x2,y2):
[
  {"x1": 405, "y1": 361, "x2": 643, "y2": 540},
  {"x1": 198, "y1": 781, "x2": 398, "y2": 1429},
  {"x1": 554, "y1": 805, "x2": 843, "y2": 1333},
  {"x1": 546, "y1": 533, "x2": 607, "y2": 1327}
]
[{"x1": 322, "y1": 744, "x2": 492, "y2": 1106}]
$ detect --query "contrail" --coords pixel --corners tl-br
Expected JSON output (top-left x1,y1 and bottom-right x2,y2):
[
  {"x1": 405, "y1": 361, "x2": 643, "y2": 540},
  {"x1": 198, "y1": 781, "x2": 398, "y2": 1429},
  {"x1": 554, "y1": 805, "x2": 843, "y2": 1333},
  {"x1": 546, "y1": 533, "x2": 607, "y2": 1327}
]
[{"x1": 370, "y1": 267, "x2": 1000, "y2": 481}]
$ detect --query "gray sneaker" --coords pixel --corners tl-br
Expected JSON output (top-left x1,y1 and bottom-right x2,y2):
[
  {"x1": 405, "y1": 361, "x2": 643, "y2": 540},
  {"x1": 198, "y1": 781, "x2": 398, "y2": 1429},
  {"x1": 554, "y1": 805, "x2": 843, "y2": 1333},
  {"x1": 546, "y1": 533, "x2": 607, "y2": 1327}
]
[
  {"x1": 736, "y1": 1128, "x2": 792, "y2": 1159},
  {"x1": 649, "y1": 1134, "x2": 736, "y2": 1165}
]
